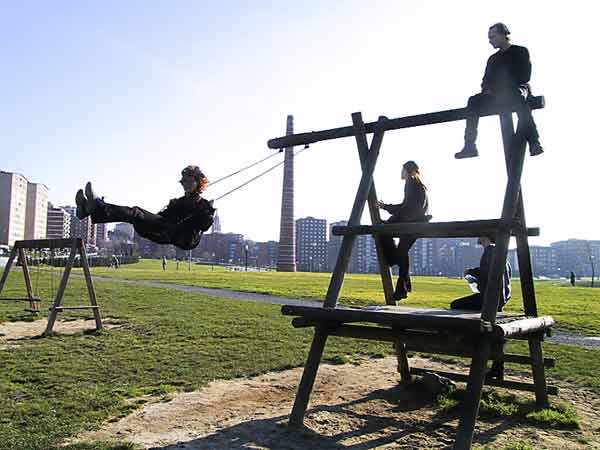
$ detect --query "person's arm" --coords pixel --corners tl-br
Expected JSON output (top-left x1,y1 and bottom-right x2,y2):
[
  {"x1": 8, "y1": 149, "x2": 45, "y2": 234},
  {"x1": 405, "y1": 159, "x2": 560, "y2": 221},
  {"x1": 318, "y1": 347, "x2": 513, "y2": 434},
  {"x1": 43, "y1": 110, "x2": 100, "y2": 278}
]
[
  {"x1": 174, "y1": 201, "x2": 215, "y2": 234},
  {"x1": 512, "y1": 46, "x2": 531, "y2": 85},
  {"x1": 158, "y1": 199, "x2": 178, "y2": 220},
  {"x1": 481, "y1": 55, "x2": 494, "y2": 93}
]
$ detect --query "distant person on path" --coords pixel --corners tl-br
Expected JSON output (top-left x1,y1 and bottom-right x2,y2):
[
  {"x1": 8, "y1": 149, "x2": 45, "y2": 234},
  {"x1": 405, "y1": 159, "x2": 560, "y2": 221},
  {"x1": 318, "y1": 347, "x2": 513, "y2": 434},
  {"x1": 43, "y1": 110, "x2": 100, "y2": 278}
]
[
  {"x1": 74, "y1": 166, "x2": 215, "y2": 251},
  {"x1": 162, "y1": 256, "x2": 167, "y2": 271},
  {"x1": 570, "y1": 271, "x2": 576, "y2": 287},
  {"x1": 111, "y1": 254, "x2": 120, "y2": 269},
  {"x1": 377, "y1": 161, "x2": 430, "y2": 301},
  {"x1": 455, "y1": 22, "x2": 544, "y2": 159},
  {"x1": 451, "y1": 236, "x2": 512, "y2": 311}
]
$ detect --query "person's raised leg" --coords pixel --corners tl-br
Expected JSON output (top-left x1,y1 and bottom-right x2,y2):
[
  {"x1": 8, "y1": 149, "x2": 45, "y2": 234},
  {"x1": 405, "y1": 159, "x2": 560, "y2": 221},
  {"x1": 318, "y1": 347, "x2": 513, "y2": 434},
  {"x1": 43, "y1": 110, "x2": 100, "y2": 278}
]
[
  {"x1": 456, "y1": 93, "x2": 486, "y2": 159},
  {"x1": 450, "y1": 293, "x2": 483, "y2": 310}
]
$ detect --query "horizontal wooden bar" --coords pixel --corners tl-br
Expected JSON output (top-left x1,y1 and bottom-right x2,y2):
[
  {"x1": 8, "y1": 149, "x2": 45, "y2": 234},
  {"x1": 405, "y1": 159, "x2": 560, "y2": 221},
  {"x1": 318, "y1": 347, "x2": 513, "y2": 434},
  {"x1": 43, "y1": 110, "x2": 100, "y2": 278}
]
[
  {"x1": 410, "y1": 367, "x2": 558, "y2": 395},
  {"x1": 331, "y1": 220, "x2": 539, "y2": 238},
  {"x1": 282, "y1": 304, "x2": 495, "y2": 334},
  {"x1": 0, "y1": 297, "x2": 42, "y2": 302},
  {"x1": 503, "y1": 353, "x2": 555, "y2": 368},
  {"x1": 14, "y1": 238, "x2": 82, "y2": 250},
  {"x1": 494, "y1": 316, "x2": 555, "y2": 338},
  {"x1": 268, "y1": 96, "x2": 545, "y2": 148},
  {"x1": 51, "y1": 305, "x2": 101, "y2": 311}
]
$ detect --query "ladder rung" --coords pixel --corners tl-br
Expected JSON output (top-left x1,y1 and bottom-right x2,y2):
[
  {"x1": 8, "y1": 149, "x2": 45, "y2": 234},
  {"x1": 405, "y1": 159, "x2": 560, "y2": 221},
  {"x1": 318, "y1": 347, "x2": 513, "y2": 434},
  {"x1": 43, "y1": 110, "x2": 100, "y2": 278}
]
[
  {"x1": 51, "y1": 305, "x2": 100, "y2": 311},
  {"x1": 0, "y1": 297, "x2": 42, "y2": 302},
  {"x1": 332, "y1": 219, "x2": 539, "y2": 238}
]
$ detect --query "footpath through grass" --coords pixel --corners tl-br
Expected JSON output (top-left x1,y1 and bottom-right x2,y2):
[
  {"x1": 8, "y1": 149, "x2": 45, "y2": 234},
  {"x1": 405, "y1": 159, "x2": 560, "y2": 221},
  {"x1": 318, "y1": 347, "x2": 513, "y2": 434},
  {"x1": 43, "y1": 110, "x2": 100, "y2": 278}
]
[{"x1": 1, "y1": 262, "x2": 600, "y2": 450}]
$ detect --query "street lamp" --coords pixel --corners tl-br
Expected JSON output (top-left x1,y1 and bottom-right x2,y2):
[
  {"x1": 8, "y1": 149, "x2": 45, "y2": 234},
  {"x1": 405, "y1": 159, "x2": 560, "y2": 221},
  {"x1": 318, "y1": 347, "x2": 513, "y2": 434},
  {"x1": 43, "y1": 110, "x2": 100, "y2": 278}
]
[{"x1": 244, "y1": 244, "x2": 249, "y2": 272}]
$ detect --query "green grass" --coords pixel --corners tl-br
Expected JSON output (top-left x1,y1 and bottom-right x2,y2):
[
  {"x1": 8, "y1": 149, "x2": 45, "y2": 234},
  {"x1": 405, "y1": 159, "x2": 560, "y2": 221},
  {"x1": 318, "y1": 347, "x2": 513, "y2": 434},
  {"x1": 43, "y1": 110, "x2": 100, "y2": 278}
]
[{"x1": 1, "y1": 261, "x2": 600, "y2": 450}]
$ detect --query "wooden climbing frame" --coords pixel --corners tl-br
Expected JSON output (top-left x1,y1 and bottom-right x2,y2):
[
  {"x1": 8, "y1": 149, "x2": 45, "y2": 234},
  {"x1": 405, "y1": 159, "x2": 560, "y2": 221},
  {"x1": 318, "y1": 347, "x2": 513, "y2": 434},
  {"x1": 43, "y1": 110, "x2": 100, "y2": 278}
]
[
  {"x1": 0, "y1": 238, "x2": 103, "y2": 336},
  {"x1": 268, "y1": 96, "x2": 554, "y2": 450}
]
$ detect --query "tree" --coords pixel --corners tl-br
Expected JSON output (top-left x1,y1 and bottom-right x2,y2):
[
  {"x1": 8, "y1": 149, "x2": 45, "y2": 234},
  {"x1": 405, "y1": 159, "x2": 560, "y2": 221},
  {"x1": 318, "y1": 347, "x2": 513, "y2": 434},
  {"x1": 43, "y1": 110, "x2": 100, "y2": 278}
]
[{"x1": 584, "y1": 241, "x2": 596, "y2": 288}]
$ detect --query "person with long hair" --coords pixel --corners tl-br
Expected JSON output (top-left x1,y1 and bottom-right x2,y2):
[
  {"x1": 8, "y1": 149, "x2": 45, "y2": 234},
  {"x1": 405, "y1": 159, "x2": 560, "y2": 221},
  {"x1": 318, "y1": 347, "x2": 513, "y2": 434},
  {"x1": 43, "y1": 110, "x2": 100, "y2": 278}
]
[
  {"x1": 74, "y1": 165, "x2": 214, "y2": 251},
  {"x1": 377, "y1": 160, "x2": 430, "y2": 301}
]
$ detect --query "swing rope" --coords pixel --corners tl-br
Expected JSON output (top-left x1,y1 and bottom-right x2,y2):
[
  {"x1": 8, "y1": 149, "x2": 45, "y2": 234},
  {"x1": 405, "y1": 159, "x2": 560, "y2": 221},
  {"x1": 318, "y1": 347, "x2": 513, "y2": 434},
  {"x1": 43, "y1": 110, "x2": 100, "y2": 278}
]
[
  {"x1": 213, "y1": 145, "x2": 310, "y2": 202},
  {"x1": 210, "y1": 150, "x2": 283, "y2": 187}
]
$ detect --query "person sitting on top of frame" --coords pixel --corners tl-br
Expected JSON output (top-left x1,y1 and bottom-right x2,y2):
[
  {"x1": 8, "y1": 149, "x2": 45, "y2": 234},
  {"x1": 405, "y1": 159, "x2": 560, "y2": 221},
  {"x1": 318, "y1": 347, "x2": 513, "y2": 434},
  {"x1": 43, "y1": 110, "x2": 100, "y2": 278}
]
[
  {"x1": 450, "y1": 235, "x2": 512, "y2": 312},
  {"x1": 74, "y1": 165, "x2": 215, "y2": 251},
  {"x1": 455, "y1": 22, "x2": 544, "y2": 159}
]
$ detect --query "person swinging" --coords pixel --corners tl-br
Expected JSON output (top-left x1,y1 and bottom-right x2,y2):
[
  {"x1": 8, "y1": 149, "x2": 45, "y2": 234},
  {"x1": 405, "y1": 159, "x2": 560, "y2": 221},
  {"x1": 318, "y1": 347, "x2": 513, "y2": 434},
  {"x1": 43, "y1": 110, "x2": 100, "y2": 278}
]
[
  {"x1": 377, "y1": 161, "x2": 430, "y2": 301},
  {"x1": 74, "y1": 165, "x2": 215, "y2": 251}
]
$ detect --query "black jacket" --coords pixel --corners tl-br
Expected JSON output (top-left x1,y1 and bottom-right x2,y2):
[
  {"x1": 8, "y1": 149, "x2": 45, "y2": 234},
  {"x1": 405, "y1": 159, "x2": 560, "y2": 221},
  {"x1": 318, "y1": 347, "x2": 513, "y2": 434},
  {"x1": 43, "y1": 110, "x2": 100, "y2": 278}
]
[
  {"x1": 466, "y1": 244, "x2": 512, "y2": 305},
  {"x1": 382, "y1": 178, "x2": 429, "y2": 223},
  {"x1": 481, "y1": 45, "x2": 531, "y2": 93},
  {"x1": 158, "y1": 193, "x2": 215, "y2": 250}
]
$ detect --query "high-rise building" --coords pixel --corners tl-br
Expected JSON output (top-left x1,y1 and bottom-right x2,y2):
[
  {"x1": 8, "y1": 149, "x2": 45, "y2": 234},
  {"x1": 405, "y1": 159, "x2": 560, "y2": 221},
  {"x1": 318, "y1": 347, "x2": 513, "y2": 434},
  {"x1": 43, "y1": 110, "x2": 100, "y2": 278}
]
[
  {"x1": 551, "y1": 239, "x2": 600, "y2": 278},
  {"x1": 327, "y1": 220, "x2": 347, "y2": 272},
  {"x1": 0, "y1": 171, "x2": 28, "y2": 245},
  {"x1": 348, "y1": 234, "x2": 378, "y2": 274},
  {"x1": 63, "y1": 206, "x2": 94, "y2": 245},
  {"x1": 95, "y1": 223, "x2": 109, "y2": 246},
  {"x1": 211, "y1": 211, "x2": 221, "y2": 233},
  {"x1": 114, "y1": 223, "x2": 135, "y2": 240},
  {"x1": 296, "y1": 217, "x2": 327, "y2": 272},
  {"x1": 255, "y1": 240, "x2": 279, "y2": 268},
  {"x1": 277, "y1": 115, "x2": 296, "y2": 272},
  {"x1": 25, "y1": 181, "x2": 49, "y2": 240},
  {"x1": 46, "y1": 203, "x2": 71, "y2": 239}
]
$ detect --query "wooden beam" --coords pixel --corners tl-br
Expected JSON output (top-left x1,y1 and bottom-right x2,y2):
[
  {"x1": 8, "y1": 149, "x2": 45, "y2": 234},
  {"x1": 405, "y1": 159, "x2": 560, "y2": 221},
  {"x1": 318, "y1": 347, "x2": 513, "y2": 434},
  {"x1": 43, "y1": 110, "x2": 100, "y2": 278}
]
[
  {"x1": 493, "y1": 316, "x2": 554, "y2": 338},
  {"x1": 268, "y1": 96, "x2": 545, "y2": 149},
  {"x1": 14, "y1": 238, "x2": 83, "y2": 250},
  {"x1": 410, "y1": 367, "x2": 558, "y2": 395},
  {"x1": 331, "y1": 220, "x2": 539, "y2": 238}
]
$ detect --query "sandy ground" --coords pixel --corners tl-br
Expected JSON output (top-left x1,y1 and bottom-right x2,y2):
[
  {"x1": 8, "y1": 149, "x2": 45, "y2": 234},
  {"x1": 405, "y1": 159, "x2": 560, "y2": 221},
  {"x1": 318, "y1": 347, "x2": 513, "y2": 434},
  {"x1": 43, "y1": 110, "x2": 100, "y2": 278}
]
[
  {"x1": 71, "y1": 356, "x2": 600, "y2": 450},
  {"x1": 0, "y1": 318, "x2": 122, "y2": 348}
]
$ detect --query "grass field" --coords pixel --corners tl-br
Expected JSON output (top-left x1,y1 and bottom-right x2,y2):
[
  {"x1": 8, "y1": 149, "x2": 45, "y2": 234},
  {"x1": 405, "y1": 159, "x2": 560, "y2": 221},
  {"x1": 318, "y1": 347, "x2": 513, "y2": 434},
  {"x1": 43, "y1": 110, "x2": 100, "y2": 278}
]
[{"x1": 1, "y1": 260, "x2": 599, "y2": 450}]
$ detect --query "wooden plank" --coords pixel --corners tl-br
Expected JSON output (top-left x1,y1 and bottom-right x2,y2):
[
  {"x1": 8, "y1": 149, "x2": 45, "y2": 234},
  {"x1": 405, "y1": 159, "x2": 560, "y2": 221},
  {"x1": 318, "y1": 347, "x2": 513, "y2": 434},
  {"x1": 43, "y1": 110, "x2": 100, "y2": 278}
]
[
  {"x1": 282, "y1": 304, "x2": 492, "y2": 333},
  {"x1": 528, "y1": 338, "x2": 550, "y2": 406},
  {"x1": 0, "y1": 297, "x2": 42, "y2": 302},
  {"x1": 78, "y1": 240, "x2": 103, "y2": 331},
  {"x1": 332, "y1": 220, "x2": 539, "y2": 238},
  {"x1": 289, "y1": 326, "x2": 329, "y2": 428},
  {"x1": 494, "y1": 316, "x2": 554, "y2": 338},
  {"x1": 410, "y1": 368, "x2": 558, "y2": 395},
  {"x1": 503, "y1": 353, "x2": 555, "y2": 368},
  {"x1": 352, "y1": 112, "x2": 395, "y2": 305},
  {"x1": 324, "y1": 116, "x2": 387, "y2": 308},
  {"x1": 51, "y1": 306, "x2": 101, "y2": 311},
  {"x1": 18, "y1": 249, "x2": 35, "y2": 303},
  {"x1": 14, "y1": 238, "x2": 82, "y2": 250},
  {"x1": 268, "y1": 96, "x2": 545, "y2": 149}
]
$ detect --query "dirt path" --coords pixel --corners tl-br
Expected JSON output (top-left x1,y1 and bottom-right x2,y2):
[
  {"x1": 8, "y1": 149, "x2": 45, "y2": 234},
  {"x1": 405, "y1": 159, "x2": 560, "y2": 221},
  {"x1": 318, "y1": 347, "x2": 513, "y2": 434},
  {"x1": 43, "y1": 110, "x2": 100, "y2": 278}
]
[
  {"x1": 72, "y1": 356, "x2": 600, "y2": 450},
  {"x1": 0, "y1": 318, "x2": 122, "y2": 349}
]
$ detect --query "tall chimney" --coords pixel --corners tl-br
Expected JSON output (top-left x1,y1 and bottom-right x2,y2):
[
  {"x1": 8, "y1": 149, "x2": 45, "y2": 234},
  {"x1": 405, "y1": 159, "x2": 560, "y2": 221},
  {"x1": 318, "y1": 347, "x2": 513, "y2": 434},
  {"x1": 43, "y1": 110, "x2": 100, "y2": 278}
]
[{"x1": 277, "y1": 115, "x2": 296, "y2": 272}]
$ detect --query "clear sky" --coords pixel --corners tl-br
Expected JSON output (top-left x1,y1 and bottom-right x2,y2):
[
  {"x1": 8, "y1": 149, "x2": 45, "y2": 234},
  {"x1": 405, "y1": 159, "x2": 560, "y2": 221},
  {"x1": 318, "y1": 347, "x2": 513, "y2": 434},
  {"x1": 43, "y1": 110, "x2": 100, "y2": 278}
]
[{"x1": 1, "y1": 1, "x2": 598, "y2": 245}]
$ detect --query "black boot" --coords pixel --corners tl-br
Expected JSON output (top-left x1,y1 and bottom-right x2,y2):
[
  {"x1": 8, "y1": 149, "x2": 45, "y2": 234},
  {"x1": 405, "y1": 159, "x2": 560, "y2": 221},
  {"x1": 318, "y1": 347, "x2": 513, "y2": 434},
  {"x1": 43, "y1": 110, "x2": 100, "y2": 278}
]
[
  {"x1": 455, "y1": 142, "x2": 479, "y2": 159},
  {"x1": 75, "y1": 189, "x2": 89, "y2": 219}
]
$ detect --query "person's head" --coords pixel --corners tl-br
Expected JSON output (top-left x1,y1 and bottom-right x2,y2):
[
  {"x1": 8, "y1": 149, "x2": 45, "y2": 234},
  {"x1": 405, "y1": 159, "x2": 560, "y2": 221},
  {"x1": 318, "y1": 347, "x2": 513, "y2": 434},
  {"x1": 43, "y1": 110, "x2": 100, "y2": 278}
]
[
  {"x1": 488, "y1": 23, "x2": 511, "y2": 49},
  {"x1": 180, "y1": 165, "x2": 209, "y2": 194},
  {"x1": 478, "y1": 235, "x2": 495, "y2": 247},
  {"x1": 401, "y1": 160, "x2": 426, "y2": 187}
]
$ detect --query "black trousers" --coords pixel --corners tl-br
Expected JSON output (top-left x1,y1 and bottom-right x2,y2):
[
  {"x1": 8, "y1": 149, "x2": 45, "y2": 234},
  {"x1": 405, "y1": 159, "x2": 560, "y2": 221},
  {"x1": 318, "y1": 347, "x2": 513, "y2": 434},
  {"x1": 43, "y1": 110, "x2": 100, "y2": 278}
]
[
  {"x1": 92, "y1": 202, "x2": 174, "y2": 245},
  {"x1": 465, "y1": 89, "x2": 540, "y2": 145},
  {"x1": 380, "y1": 236, "x2": 417, "y2": 297},
  {"x1": 450, "y1": 293, "x2": 506, "y2": 312}
]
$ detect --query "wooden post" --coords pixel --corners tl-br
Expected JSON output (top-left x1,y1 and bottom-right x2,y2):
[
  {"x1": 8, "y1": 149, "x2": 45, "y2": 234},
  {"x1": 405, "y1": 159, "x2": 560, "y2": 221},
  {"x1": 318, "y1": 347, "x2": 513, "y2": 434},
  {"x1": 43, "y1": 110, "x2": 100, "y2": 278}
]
[
  {"x1": 0, "y1": 246, "x2": 18, "y2": 296},
  {"x1": 454, "y1": 338, "x2": 492, "y2": 450},
  {"x1": 78, "y1": 239, "x2": 103, "y2": 331},
  {"x1": 499, "y1": 113, "x2": 537, "y2": 316},
  {"x1": 324, "y1": 116, "x2": 387, "y2": 308},
  {"x1": 352, "y1": 112, "x2": 395, "y2": 304},
  {"x1": 288, "y1": 326, "x2": 329, "y2": 427},
  {"x1": 18, "y1": 248, "x2": 36, "y2": 309},
  {"x1": 528, "y1": 337, "x2": 549, "y2": 406},
  {"x1": 44, "y1": 240, "x2": 78, "y2": 336}
]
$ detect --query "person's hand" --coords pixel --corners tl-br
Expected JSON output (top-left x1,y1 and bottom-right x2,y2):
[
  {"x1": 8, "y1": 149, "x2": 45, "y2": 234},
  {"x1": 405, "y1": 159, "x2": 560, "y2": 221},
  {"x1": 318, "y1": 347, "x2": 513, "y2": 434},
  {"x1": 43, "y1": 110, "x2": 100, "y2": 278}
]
[{"x1": 377, "y1": 200, "x2": 385, "y2": 209}]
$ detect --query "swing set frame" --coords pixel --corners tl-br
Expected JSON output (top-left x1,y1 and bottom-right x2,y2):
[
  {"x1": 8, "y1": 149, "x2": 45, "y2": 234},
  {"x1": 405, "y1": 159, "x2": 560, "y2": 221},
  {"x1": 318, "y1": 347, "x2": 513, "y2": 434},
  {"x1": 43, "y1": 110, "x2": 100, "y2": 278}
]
[{"x1": 0, "y1": 238, "x2": 103, "y2": 336}]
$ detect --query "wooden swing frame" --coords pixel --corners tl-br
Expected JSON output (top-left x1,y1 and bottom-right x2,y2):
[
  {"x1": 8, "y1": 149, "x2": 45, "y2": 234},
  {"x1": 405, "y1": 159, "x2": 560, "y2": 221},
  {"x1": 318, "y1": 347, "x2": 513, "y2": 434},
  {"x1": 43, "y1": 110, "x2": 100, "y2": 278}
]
[
  {"x1": 267, "y1": 96, "x2": 554, "y2": 449},
  {"x1": 0, "y1": 238, "x2": 103, "y2": 336}
]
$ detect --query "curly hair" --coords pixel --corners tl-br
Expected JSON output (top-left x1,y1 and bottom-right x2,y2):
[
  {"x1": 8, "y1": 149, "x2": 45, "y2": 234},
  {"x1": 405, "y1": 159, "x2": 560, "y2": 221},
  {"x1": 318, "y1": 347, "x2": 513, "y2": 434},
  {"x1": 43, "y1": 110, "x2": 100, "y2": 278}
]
[
  {"x1": 403, "y1": 160, "x2": 426, "y2": 190},
  {"x1": 180, "y1": 165, "x2": 209, "y2": 193}
]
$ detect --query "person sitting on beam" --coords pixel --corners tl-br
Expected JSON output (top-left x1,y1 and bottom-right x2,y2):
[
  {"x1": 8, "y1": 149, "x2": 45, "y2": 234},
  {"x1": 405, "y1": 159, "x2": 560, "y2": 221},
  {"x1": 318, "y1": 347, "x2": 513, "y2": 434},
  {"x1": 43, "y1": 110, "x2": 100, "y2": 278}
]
[
  {"x1": 455, "y1": 22, "x2": 544, "y2": 159},
  {"x1": 74, "y1": 165, "x2": 214, "y2": 251}
]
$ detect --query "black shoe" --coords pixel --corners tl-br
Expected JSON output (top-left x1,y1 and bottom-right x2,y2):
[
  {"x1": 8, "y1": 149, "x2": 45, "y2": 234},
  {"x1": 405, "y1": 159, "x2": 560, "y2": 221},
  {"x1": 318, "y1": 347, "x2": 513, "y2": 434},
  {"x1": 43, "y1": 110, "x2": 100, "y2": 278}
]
[
  {"x1": 529, "y1": 140, "x2": 544, "y2": 156},
  {"x1": 84, "y1": 182, "x2": 98, "y2": 215},
  {"x1": 486, "y1": 361, "x2": 504, "y2": 381},
  {"x1": 75, "y1": 189, "x2": 88, "y2": 219},
  {"x1": 455, "y1": 143, "x2": 479, "y2": 159}
]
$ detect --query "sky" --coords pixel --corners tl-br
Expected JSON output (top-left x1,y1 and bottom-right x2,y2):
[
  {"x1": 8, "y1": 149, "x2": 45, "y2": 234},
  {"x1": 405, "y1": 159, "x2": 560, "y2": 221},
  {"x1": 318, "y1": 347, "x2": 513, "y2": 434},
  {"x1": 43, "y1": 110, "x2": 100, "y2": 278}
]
[{"x1": 1, "y1": 0, "x2": 599, "y2": 246}]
